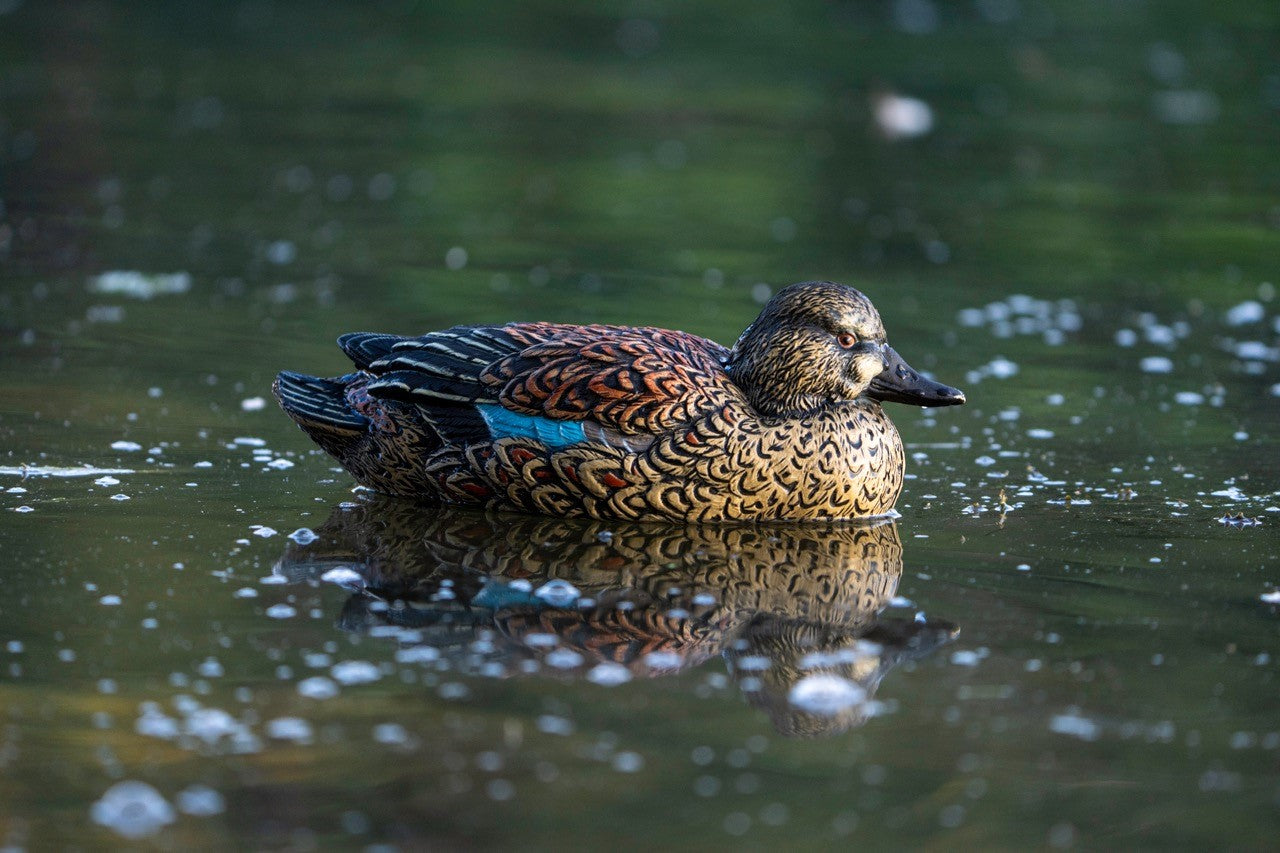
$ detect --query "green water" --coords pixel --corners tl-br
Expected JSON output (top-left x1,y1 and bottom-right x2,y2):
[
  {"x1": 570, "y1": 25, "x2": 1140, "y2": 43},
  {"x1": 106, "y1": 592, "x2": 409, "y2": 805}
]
[{"x1": 2, "y1": 1, "x2": 1279, "y2": 848}]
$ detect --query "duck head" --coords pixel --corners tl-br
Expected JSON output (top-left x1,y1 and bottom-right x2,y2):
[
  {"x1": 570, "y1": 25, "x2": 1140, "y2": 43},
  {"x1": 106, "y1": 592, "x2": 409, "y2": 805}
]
[{"x1": 726, "y1": 281, "x2": 965, "y2": 417}]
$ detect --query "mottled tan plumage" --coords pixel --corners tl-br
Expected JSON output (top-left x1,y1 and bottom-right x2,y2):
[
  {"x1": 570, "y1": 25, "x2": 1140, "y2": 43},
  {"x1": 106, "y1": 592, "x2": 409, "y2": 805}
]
[
  {"x1": 276, "y1": 500, "x2": 960, "y2": 736},
  {"x1": 275, "y1": 281, "x2": 964, "y2": 521}
]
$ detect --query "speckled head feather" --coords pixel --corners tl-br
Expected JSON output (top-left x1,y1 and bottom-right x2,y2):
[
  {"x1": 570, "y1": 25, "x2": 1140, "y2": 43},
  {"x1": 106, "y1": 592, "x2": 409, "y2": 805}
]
[{"x1": 725, "y1": 281, "x2": 889, "y2": 417}]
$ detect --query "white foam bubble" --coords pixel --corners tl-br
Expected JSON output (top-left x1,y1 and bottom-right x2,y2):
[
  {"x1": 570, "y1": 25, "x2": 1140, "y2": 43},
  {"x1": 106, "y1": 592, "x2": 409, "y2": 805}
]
[
  {"x1": 331, "y1": 660, "x2": 380, "y2": 685},
  {"x1": 1049, "y1": 711, "x2": 1101, "y2": 741},
  {"x1": 90, "y1": 781, "x2": 176, "y2": 838},
  {"x1": 266, "y1": 716, "x2": 314, "y2": 742},
  {"x1": 788, "y1": 674, "x2": 867, "y2": 716},
  {"x1": 534, "y1": 579, "x2": 581, "y2": 607},
  {"x1": 288, "y1": 527, "x2": 319, "y2": 544},
  {"x1": 320, "y1": 567, "x2": 365, "y2": 588},
  {"x1": 88, "y1": 270, "x2": 192, "y2": 299},
  {"x1": 293, "y1": 677, "x2": 337, "y2": 701},
  {"x1": 1139, "y1": 356, "x2": 1174, "y2": 374},
  {"x1": 176, "y1": 784, "x2": 225, "y2": 816},
  {"x1": 586, "y1": 662, "x2": 633, "y2": 686}
]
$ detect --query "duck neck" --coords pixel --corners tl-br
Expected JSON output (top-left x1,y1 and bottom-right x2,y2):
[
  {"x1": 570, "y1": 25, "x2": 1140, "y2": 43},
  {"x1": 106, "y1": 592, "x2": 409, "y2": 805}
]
[{"x1": 725, "y1": 353, "x2": 831, "y2": 418}]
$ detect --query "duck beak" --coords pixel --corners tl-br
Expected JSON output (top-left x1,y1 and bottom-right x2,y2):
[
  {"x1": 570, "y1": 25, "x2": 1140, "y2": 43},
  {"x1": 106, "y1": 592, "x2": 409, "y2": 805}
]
[{"x1": 866, "y1": 345, "x2": 965, "y2": 407}]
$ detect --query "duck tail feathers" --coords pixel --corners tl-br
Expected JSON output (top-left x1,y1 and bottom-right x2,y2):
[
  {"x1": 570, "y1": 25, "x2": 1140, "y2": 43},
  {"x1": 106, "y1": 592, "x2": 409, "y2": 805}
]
[{"x1": 273, "y1": 371, "x2": 369, "y2": 434}]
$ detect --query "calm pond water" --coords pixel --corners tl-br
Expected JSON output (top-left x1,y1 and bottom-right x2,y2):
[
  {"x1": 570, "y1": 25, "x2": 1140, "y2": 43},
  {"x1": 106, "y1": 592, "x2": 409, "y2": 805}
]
[{"x1": 3, "y1": 1, "x2": 1279, "y2": 848}]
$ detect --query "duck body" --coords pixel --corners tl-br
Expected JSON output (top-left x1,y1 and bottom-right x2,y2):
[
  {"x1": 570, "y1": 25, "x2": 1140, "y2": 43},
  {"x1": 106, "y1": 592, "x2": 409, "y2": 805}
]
[{"x1": 275, "y1": 281, "x2": 964, "y2": 522}]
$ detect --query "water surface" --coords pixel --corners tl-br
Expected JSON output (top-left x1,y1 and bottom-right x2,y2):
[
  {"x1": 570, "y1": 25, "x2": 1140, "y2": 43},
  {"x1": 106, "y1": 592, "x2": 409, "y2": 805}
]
[{"x1": 2, "y1": 1, "x2": 1278, "y2": 848}]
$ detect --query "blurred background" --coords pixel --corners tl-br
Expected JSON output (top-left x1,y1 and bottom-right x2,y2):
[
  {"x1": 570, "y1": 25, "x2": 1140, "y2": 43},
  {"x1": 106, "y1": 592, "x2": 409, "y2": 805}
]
[{"x1": 2, "y1": 0, "x2": 1279, "y2": 849}]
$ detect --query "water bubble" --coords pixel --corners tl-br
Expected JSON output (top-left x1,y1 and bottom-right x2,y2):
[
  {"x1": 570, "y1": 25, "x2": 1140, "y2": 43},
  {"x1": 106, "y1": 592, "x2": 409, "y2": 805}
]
[
  {"x1": 1153, "y1": 89, "x2": 1220, "y2": 125},
  {"x1": 288, "y1": 527, "x2": 319, "y2": 544},
  {"x1": 297, "y1": 677, "x2": 338, "y2": 699},
  {"x1": 331, "y1": 660, "x2": 381, "y2": 685},
  {"x1": 373, "y1": 723, "x2": 410, "y2": 746},
  {"x1": 367, "y1": 172, "x2": 397, "y2": 201},
  {"x1": 197, "y1": 657, "x2": 224, "y2": 678},
  {"x1": 267, "y1": 716, "x2": 314, "y2": 743},
  {"x1": 1139, "y1": 356, "x2": 1174, "y2": 374},
  {"x1": 643, "y1": 650, "x2": 683, "y2": 670},
  {"x1": 587, "y1": 662, "x2": 632, "y2": 686},
  {"x1": 89, "y1": 271, "x2": 191, "y2": 299},
  {"x1": 734, "y1": 655, "x2": 772, "y2": 672},
  {"x1": 90, "y1": 781, "x2": 175, "y2": 839},
  {"x1": 873, "y1": 92, "x2": 934, "y2": 140},
  {"x1": 544, "y1": 648, "x2": 585, "y2": 670},
  {"x1": 892, "y1": 0, "x2": 940, "y2": 34},
  {"x1": 265, "y1": 604, "x2": 296, "y2": 619},
  {"x1": 1049, "y1": 710, "x2": 1100, "y2": 741},
  {"x1": 537, "y1": 714, "x2": 575, "y2": 736},
  {"x1": 1048, "y1": 822, "x2": 1078, "y2": 849},
  {"x1": 445, "y1": 246, "x2": 468, "y2": 270},
  {"x1": 395, "y1": 646, "x2": 441, "y2": 664},
  {"x1": 176, "y1": 784, "x2": 225, "y2": 816},
  {"x1": 136, "y1": 706, "x2": 180, "y2": 739},
  {"x1": 987, "y1": 358, "x2": 1018, "y2": 378},
  {"x1": 788, "y1": 674, "x2": 866, "y2": 716},
  {"x1": 266, "y1": 240, "x2": 296, "y2": 265},
  {"x1": 534, "y1": 579, "x2": 580, "y2": 607},
  {"x1": 1225, "y1": 300, "x2": 1265, "y2": 326},
  {"x1": 694, "y1": 775, "x2": 721, "y2": 797},
  {"x1": 320, "y1": 567, "x2": 365, "y2": 588},
  {"x1": 486, "y1": 778, "x2": 516, "y2": 801}
]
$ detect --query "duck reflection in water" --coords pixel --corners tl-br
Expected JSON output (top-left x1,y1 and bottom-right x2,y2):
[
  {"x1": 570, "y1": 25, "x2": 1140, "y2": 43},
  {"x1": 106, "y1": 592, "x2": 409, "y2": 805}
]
[{"x1": 275, "y1": 498, "x2": 958, "y2": 737}]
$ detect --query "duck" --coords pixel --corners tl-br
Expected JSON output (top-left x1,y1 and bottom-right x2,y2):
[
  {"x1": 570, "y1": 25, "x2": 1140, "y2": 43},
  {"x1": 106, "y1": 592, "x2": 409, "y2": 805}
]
[{"x1": 274, "y1": 280, "x2": 964, "y2": 522}]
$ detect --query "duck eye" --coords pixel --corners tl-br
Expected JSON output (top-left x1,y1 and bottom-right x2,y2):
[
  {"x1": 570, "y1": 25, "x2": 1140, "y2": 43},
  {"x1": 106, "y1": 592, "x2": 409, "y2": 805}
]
[{"x1": 837, "y1": 332, "x2": 857, "y2": 349}]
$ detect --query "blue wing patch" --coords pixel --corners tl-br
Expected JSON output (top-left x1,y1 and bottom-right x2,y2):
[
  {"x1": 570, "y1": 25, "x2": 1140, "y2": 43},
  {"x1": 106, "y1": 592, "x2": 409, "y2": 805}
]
[{"x1": 476, "y1": 403, "x2": 587, "y2": 449}]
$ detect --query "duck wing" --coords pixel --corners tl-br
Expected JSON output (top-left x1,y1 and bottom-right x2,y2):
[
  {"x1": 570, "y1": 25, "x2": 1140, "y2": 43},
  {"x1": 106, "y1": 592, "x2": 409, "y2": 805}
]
[{"x1": 348, "y1": 322, "x2": 739, "y2": 440}]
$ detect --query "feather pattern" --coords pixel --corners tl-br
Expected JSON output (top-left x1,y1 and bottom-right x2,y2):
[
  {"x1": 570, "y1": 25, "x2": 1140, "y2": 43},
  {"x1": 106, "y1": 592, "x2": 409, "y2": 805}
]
[{"x1": 275, "y1": 281, "x2": 964, "y2": 521}]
